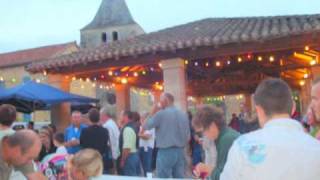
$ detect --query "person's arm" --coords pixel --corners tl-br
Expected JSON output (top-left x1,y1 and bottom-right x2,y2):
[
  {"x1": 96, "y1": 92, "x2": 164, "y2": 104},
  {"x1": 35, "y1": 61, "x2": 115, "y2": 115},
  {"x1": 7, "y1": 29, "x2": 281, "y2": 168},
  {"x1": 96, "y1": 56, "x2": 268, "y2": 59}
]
[
  {"x1": 16, "y1": 161, "x2": 47, "y2": 180},
  {"x1": 120, "y1": 127, "x2": 136, "y2": 167},
  {"x1": 211, "y1": 134, "x2": 239, "y2": 180},
  {"x1": 220, "y1": 142, "x2": 243, "y2": 180},
  {"x1": 143, "y1": 110, "x2": 162, "y2": 130},
  {"x1": 139, "y1": 130, "x2": 152, "y2": 140}
]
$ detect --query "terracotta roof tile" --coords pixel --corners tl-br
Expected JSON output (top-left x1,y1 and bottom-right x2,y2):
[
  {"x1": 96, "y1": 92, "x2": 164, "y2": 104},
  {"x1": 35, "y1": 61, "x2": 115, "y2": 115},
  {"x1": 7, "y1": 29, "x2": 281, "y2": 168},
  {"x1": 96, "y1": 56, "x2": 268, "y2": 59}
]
[
  {"x1": 27, "y1": 14, "x2": 320, "y2": 72},
  {"x1": 0, "y1": 42, "x2": 78, "y2": 68}
]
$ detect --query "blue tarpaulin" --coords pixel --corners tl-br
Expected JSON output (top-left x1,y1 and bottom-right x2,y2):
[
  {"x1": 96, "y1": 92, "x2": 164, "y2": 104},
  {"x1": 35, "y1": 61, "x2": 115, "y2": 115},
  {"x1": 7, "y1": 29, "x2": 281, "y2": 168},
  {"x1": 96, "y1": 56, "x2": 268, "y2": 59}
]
[{"x1": 0, "y1": 81, "x2": 98, "y2": 113}]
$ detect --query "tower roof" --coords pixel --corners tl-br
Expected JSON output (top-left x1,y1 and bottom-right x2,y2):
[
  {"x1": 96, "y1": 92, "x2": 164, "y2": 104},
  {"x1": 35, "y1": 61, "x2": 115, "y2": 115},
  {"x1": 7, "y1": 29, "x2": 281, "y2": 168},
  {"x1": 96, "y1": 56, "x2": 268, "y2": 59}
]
[{"x1": 82, "y1": 0, "x2": 137, "y2": 30}]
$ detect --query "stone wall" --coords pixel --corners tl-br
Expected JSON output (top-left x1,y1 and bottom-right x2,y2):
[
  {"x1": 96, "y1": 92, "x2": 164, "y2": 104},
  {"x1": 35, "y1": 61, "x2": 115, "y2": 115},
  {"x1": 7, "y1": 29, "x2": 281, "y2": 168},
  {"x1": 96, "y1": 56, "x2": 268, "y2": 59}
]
[{"x1": 80, "y1": 24, "x2": 145, "y2": 48}]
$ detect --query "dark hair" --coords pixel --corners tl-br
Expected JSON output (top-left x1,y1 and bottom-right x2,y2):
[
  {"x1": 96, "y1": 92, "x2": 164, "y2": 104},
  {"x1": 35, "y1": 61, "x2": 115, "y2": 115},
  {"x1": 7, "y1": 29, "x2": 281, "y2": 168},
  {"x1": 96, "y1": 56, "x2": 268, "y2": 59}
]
[
  {"x1": 88, "y1": 108, "x2": 100, "y2": 123},
  {"x1": 131, "y1": 112, "x2": 140, "y2": 122},
  {"x1": 0, "y1": 104, "x2": 17, "y2": 127},
  {"x1": 164, "y1": 93, "x2": 174, "y2": 103},
  {"x1": 6, "y1": 131, "x2": 35, "y2": 154},
  {"x1": 192, "y1": 105, "x2": 226, "y2": 131},
  {"x1": 122, "y1": 110, "x2": 133, "y2": 120},
  {"x1": 48, "y1": 124, "x2": 57, "y2": 133},
  {"x1": 54, "y1": 133, "x2": 65, "y2": 144},
  {"x1": 254, "y1": 78, "x2": 293, "y2": 117},
  {"x1": 28, "y1": 121, "x2": 34, "y2": 127}
]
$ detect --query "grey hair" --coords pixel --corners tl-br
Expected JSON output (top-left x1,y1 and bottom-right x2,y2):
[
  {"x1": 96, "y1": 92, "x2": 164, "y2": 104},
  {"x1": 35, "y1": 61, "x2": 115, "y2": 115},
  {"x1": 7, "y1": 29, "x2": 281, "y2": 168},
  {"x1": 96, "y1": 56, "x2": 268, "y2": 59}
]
[
  {"x1": 163, "y1": 93, "x2": 174, "y2": 103},
  {"x1": 6, "y1": 131, "x2": 35, "y2": 154}
]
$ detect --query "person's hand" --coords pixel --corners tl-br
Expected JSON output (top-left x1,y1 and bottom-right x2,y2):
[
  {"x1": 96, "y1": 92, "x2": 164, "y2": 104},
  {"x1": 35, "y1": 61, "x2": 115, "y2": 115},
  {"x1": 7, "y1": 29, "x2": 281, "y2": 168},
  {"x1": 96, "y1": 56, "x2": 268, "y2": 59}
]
[{"x1": 193, "y1": 163, "x2": 213, "y2": 179}]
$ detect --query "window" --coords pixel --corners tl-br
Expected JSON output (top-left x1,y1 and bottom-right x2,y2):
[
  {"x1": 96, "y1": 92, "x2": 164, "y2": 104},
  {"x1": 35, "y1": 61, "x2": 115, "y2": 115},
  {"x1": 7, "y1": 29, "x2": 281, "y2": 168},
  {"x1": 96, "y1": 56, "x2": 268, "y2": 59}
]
[
  {"x1": 102, "y1": 32, "x2": 107, "y2": 43},
  {"x1": 112, "y1": 31, "x2": 118, "y2": 41}
]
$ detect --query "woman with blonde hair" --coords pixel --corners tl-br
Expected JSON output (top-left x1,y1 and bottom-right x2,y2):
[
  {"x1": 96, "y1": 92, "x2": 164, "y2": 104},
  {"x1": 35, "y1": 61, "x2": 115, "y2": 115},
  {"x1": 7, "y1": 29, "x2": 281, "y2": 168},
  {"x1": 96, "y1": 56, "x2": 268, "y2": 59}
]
[{"x1": 68, "y1": 148, "x2": 104, "y2": 180}]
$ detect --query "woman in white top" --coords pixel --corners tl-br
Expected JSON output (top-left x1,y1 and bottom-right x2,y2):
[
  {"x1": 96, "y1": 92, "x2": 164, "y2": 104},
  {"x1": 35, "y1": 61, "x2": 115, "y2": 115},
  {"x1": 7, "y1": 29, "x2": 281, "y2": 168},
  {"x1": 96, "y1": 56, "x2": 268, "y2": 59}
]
[{"x1": 139, "y1": 112, "x2": 155, "y2": 176}]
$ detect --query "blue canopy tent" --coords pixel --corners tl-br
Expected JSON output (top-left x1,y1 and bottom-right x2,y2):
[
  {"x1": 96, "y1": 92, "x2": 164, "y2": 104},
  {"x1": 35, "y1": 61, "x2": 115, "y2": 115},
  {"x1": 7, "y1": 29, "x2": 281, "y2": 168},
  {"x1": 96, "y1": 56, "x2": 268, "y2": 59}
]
[{"x1": 0, "y1": 81, "x2": 98, "y2": 113}]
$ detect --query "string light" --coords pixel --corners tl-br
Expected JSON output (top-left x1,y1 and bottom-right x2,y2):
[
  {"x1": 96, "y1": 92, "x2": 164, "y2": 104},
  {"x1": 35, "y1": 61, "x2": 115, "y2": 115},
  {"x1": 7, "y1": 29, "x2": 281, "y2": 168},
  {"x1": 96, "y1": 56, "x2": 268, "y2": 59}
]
[
  {"x1": 269, "y1": 56, "x2": 275, "y2": 62},
  {"x1": 227, "y1": 60, "x2": 231, "y2": 65},
  {"x1": 79, "y1": 78, "x2": 83, "y2": 82},
  {"x1": 194, "y1": 62, "x2": 199, "y2": 66},
  {"x1": 86, "y1": 78, "x2": 90, "y2": 82},
  {"x1": 310, "y1": 60, "x2": 317, "y2": 66},
  {"x1": 258, "y1": 56, "x2": 263, "y2": 61},
  {"x1": 237, "y1": 57, "x2": 242, "y2": 63},
  {"x1": 158, "y1": 63, "x2": 162, "y2": 68},
  {"x1": 247, "y1": 54, "x2": 252, "y2": 59},
  {"x1": 142, "y1": 71, "x2": 146, "y2": 75},
  {"x1": 72, "y1": 76, "x2": 76, "y2": 81},
  {"x1": 99, "y1": 85, "x2": 103, "y2": 89},
  {"x1": 300, "y1": 80, "x2": 305, "y2": 86},
  {"x1": 304, "y1": 73, "x2": 309, "y2": 79},
  {"x1": 205, "y1": 62, "x2": 209, "y2": 67},
  {"x1": 43, "y1": 71, "x2": 47, "y2": 76},
  {"x1": 305, "y1": 46, "x2": 310, "y2": 51},
  {"x1": 216, "y1": 61, "x2": 221, "y2": 67},
  {"x1": 133, "y1": 72, "x2": 139, "y2": 77},
  {"x1": 100, "y1": 75, "x2": 105, "y2": 79},
  {"x1": 121, "y1": 78, "x2": 128, "y2": 84},
  {"x1": 184, "y1": 60, "x2": 189, "y2": 65},
  {"x1": 0, "y1": 77, "x2": 4, "y2": 81},
  {"x1": 108, "y1": 71, "x2": 113, "y2": 76},
  {"x1": 92, "y1": 83, "x2": 96, "y2": 87}
]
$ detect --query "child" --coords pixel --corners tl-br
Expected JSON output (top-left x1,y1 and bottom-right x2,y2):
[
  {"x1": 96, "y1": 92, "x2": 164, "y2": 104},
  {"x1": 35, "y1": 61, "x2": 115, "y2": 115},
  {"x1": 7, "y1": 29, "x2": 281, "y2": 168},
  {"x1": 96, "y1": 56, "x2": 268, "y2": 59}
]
[{"x1": 53, "y1": 133, "x2": 68, "y2": 154}]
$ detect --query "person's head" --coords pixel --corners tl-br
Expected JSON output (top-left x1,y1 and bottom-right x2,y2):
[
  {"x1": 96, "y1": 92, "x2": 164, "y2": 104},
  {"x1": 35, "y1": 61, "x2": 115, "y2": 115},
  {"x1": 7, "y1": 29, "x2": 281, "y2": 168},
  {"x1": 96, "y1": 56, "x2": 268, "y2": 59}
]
[
  {"x1": 232, "y1": 113, "x2": 237, "y2": 118},
  {"x1": 160, "y1": 92, "x2": 174, "y2": 108},
  {"x1": 100, "y1": 106, "x2": 112, "y2": 123},
  {"x1": 2, "y1": 130, "x2": 41, "y2": 166},
  {"x1": 254, "y1": 78, "x2": 294, "y2": 127},
  {"x1": 27, "y1": 121, "x2": 34, "y2": 130},
  {"x1": 53, "y1": 133, "x2": 65, "y2": 147},
  {"x1": 71, "y1": 111, "x2": 82, "y2": 127},
  {"x1": 192, "y1": 105, "x2": 226, "y2": 140},
  {"x1": 0, "y1": 104, "x2": 16, "y2": 127},
  {"x1": 88, "y1": 108, "x2": 100, "y2": 124},
  {"x1": 310, "y1": 77, "x2": 320, "y2": 123},
  {"x1": 131, "y1": 112, "x2": 140, "y2": 124},
  {"x1": 120, "y1": 110, "x2": 132, "y2": 126},
  {"x1": 70, "y1": 148, "x2": 103, "y2": 180},
  {"x1": 38, "y1": 127, "x2": 52, "y2": 148}
]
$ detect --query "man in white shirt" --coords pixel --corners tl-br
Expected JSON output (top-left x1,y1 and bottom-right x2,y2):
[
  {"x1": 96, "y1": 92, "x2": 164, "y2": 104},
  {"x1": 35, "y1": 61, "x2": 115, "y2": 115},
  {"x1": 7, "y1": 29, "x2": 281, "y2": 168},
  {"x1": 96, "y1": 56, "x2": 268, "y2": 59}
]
[
  {"x1": 100, "y1": 107, "x2": 120, "y2": 173},
  {"x1": 221, "y1": 78, "x2": 320, "y2": 180}
]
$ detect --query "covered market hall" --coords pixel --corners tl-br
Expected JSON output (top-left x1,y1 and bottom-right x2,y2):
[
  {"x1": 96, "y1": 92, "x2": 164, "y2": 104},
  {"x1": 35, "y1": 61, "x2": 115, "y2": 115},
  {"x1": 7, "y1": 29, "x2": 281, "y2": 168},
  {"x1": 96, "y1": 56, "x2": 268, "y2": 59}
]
[{"x1": 26, "y1": 14, "x2": 320, "y2": 130}]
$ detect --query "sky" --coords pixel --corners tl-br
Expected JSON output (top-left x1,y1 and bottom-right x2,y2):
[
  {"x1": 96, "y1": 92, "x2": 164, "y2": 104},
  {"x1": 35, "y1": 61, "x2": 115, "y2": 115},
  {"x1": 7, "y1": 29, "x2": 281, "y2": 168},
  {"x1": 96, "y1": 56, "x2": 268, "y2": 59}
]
[{"x1": 0, "y1": 0, "x2": 319, "y2": 53}]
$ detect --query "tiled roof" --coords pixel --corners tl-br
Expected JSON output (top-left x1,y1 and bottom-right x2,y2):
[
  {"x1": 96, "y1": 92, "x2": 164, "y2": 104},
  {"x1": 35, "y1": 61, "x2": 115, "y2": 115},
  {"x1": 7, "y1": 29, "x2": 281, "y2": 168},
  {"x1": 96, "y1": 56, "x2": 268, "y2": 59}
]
[
  {"x1": 27, "y1": 14, "x2": 320, "y2": 72},
  {"x1": 0, "y1": 42, "x2": 78, "y2": 68},
  {"x1": 82, "y1": 0, "x2": 136, "y2": 30}
]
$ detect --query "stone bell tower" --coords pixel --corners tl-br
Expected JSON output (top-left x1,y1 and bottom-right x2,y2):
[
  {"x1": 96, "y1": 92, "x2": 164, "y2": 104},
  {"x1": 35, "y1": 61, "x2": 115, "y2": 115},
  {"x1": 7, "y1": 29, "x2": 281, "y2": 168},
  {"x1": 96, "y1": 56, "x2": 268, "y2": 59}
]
[{"x1": 80, "y1": 0, "x2": 145, "y2": 48}]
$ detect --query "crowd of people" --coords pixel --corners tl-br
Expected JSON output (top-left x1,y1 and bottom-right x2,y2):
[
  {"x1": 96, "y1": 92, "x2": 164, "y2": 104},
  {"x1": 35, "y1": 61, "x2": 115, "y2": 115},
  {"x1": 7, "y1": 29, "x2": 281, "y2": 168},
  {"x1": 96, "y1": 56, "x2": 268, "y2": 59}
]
[{"x1": 1, "y1": 78, "x2": 320, "y2": 180}]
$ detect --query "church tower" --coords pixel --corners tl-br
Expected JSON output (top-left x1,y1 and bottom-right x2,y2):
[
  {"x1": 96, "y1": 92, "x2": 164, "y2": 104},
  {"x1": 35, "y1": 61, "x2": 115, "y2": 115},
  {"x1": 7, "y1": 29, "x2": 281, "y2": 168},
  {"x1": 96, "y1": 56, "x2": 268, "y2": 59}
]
[{"x1": 80, "y1": 0, "x2": 145, "y2": 48}]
